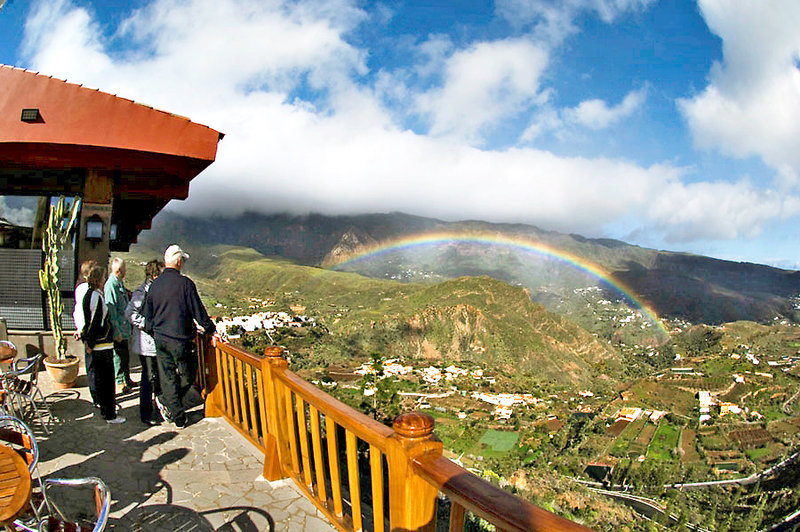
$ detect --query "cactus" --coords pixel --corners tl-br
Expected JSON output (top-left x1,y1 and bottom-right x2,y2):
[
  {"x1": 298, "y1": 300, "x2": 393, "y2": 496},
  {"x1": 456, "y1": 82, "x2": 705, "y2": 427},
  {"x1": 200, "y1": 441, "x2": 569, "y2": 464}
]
[{"x1": 39, "y1": 196, "x2": 81, "y2": 360}]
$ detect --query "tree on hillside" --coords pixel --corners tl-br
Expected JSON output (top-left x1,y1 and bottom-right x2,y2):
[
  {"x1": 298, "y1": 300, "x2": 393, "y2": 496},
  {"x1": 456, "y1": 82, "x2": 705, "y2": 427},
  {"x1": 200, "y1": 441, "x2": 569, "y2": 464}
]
[
  {"x1": 675, "y1": 326, "x2": 723, "y2": 357},
  {"x1": 358, "y1": 352, "x2": 401, "y2": 424}
]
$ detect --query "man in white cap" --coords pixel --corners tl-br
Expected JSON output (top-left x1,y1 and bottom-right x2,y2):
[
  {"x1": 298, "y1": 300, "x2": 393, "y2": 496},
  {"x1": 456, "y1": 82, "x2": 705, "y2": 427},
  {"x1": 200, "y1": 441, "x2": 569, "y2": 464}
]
[{"x1": 143, "y1": 244, "x2": 215, "y2": 428}]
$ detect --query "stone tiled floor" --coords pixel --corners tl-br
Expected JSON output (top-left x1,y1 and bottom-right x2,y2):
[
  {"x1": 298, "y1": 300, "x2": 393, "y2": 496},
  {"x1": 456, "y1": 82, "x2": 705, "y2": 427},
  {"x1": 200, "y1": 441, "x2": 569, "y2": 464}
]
[{"x1": 21, "y1": 363, "x2": 335, "y2": 531}]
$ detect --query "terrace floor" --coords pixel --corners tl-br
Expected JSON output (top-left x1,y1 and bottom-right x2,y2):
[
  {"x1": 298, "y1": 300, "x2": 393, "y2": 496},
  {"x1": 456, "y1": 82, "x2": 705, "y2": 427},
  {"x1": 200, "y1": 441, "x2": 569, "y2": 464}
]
[{"x1": 24, "y1": 360, "x2": 335, "y2": 531}]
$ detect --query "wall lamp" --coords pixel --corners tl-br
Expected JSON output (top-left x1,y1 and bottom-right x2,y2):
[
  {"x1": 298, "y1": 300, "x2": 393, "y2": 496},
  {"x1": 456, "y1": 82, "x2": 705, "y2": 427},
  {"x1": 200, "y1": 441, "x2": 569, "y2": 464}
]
[{"x1": 85, "y1": 215, "x2": 104, "y2": 242}]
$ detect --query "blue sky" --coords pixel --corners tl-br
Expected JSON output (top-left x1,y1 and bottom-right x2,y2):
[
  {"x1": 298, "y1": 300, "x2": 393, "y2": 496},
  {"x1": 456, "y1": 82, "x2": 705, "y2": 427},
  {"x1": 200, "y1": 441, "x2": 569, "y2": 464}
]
[{"x1": 1, "y1": 0, "x2": 799, "y2": 268}]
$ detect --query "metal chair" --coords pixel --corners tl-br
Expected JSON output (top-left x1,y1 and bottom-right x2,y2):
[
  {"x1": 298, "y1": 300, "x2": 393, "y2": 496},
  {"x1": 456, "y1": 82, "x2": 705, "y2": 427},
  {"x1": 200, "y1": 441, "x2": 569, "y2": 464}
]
[
  {"x1": 0, "y1": 417, "x2": 110, "y2": 532},
  {"x1": 33, "y1": 477, "x2": 110, "y2": 532},
  {"x1": 0, "y1": 416, "x2": 47, "y2": 524},
  {"x1": 10, "y1": 477, "x2": 111, "y2": 532},
  {"x1": 1, "y1": 353, "x2": 53, "y2": 434}
]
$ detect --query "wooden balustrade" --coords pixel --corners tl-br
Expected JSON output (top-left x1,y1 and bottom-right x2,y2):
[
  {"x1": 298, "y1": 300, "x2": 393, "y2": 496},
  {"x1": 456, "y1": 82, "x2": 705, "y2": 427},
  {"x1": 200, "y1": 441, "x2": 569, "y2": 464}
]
[{"x1": 197, "y1": 335, "x2": 591, "y2": 531}]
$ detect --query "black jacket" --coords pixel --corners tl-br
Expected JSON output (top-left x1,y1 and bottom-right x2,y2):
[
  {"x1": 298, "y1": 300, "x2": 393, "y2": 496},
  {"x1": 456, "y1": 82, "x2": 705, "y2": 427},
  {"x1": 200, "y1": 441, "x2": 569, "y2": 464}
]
[
  {"x1": 142, "y1": 268, "x2": 215, "y2": 341},
  {"x1": 81, "y1": 289, "x2": 114, "y2": 350}
]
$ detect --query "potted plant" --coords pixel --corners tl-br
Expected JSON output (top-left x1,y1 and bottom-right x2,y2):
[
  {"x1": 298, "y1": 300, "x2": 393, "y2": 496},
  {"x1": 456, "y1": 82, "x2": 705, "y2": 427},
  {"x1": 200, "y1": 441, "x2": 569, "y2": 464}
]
[{"x1": 39, "y1": 196, "x2": 82, "y2": 388}]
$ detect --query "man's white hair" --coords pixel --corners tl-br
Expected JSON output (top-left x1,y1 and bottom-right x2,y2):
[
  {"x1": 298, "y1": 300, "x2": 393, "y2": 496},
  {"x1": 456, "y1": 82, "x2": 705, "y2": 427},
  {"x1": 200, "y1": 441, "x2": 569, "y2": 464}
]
[{"x1": 110, "y1": 257, "x2": 125, "y2": 273}]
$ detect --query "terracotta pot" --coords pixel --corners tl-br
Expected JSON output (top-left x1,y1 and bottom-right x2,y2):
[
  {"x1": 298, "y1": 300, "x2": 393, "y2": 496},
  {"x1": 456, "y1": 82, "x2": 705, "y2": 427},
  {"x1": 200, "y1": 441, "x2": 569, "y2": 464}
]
[{"x1": 43, "y1": 355, "x2": 80, "y2": 389}]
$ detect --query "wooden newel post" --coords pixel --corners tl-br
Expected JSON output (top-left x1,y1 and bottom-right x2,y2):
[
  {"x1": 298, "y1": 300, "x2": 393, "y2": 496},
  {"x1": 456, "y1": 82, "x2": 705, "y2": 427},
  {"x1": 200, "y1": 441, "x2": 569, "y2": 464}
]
[
  {"x1": 202, "y1": 336, "x2": 224, "y2": 418},
  {"x1": 261, "y1": 346, "x2": 290, "y2": 481},
  {"x1": 388, "y1": 412, "x2": 443, "y2": 531}
]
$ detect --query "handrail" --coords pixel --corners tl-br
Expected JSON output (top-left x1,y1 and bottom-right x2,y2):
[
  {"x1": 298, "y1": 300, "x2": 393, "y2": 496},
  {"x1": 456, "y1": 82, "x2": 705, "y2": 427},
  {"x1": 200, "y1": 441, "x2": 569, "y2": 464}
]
[
  {"x1": 415, "y1": 455, "x2": 588, "y2": 531},
  {"x1": 197, "y1": 335, "x2": 591, "y2": 531}
]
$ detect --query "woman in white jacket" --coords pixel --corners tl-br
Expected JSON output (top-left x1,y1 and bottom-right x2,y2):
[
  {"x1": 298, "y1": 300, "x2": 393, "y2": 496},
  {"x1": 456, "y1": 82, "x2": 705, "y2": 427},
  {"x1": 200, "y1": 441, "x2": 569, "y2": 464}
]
[{"x1": 126, "y1": 260, "x2": 164, "y2": 425}]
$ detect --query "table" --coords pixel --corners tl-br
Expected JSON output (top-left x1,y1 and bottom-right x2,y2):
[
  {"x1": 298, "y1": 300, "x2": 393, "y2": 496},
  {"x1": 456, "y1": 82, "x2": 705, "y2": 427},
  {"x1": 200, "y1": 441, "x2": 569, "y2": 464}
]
[
  {"x1": 0, "y1": 342, "x2": 16, "y2": 377},
  {"x1": 0, "y1": 443, "x2": 31, "y2": 529},
  {"x1": 0, "y1": 341, "x2": 15, "y2": 365}
]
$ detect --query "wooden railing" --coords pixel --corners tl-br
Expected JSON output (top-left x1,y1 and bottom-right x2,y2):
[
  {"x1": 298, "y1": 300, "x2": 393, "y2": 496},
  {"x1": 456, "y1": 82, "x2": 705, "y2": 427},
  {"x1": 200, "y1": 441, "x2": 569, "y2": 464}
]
[{"x1": 197, "y1": 335, "x2": 591, "y2": 531}]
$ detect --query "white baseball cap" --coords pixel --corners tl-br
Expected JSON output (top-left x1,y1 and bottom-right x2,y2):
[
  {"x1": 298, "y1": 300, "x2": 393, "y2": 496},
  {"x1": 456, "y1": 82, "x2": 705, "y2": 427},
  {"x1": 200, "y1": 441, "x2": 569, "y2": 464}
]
[{"x1": 164, "y1": 244, "x2": 189, "y2": 263}]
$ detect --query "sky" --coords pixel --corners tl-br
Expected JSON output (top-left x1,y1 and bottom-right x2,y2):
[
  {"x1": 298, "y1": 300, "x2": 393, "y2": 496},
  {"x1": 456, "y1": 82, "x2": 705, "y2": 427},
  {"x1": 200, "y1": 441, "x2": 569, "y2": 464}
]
[{"x1": 1, "y1": 0, "x2": 799, "y2": 268}]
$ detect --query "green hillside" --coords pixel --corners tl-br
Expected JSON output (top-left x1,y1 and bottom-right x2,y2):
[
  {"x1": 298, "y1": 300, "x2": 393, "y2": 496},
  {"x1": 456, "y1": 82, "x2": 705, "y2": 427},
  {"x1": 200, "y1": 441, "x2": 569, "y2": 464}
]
[{"x1": 125, "y1": 244, "x2": 625, "y2": 387}]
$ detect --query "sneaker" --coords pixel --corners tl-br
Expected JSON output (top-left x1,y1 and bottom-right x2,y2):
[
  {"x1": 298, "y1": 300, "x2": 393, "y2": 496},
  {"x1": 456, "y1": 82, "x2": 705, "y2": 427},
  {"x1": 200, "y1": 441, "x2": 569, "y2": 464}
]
[
  {"x1": 154, "y1": 395, "x2": 171, "y2": 422},
  {"x1": 141, "y1": 418, "x2": 160, "y2": 426},
  {"x1": 174, "y1": 417, "x2": 188, "y2": 430},
  {"x1": 106, "y1": 416, "x2": 126, "y2": 425}
]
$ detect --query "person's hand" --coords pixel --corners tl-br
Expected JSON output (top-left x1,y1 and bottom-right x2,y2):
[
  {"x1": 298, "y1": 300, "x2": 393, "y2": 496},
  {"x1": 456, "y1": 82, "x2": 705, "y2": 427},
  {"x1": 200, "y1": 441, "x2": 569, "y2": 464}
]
[
  {"x1": 115, "y1": 335, "x2": 122, "y2": 343},
  {"x1": 73, "y1": 331, "x2": 81, "y2": 340},
  {"x1": 86, "y1": 347, "x2": 93, "y2": 354}
]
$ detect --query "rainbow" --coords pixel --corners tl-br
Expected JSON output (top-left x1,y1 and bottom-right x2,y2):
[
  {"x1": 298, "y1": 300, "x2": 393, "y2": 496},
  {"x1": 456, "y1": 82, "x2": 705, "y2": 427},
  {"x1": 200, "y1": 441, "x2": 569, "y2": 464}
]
[{"x1": 329, "y1": 231, "x2": 669, "y2": 336}]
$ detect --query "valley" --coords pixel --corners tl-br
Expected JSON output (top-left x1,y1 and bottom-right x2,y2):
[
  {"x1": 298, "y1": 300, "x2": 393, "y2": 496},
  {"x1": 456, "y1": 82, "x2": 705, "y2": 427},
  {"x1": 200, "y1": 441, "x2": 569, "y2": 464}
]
[{"x1": 122, "y1": 240, "x2": 800, "y2": 530}]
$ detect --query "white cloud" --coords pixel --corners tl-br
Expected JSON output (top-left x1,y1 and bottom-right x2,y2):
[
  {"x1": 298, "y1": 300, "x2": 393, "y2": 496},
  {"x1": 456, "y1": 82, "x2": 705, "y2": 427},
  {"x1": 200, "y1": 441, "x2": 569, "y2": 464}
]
[
  {"x1": 23, "y1": 0, "x2": 368, "y2": 118},
  {"x1": 678, "y1": 0, "x2": 800, "y2": 186},
  {"x1": 496, "y1": 0, "x2": 655, "y2": 44},
  {"x1": 414, "y1": 38, "x2": 549, "y2": 144},
  {"x1": 15, "y1": 0, "x2": 800, "y2": 250},
  {"x1": 564, "y1": 87, "x2": 646, "y2": 129},
  {"x1": 521, "y1": 87, "x2": 646, "y2": 140},
  {"x1": 649, "y1": 180, "x2": 800, "y2": 242},
  {"x1": 0, "y1": 198, "x2": 37, "y2": 227}
]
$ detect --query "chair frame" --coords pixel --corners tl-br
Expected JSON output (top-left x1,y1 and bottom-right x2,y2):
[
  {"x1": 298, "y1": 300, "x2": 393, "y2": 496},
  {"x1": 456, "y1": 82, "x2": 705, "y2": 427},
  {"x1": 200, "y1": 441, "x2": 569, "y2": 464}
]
[
  {"x1": 0, "y1": 415, "x2": 47, "y2": 525},
  {"x1": 0, "y1": 417, "x2": 110, "y2": 532},
  {"x1": 36, "y1": 477, "x2": 110, "y2": 532},
  {"x1": 1, "y1": 353, "x2": 54, "y2": 435}
]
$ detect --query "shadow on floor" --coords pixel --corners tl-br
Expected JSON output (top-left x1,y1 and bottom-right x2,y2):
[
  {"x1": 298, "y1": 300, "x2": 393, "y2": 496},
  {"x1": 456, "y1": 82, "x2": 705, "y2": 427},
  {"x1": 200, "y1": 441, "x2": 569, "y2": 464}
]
[{"x1": 120, "y1": 504, "x2": 275, "y2": 531}]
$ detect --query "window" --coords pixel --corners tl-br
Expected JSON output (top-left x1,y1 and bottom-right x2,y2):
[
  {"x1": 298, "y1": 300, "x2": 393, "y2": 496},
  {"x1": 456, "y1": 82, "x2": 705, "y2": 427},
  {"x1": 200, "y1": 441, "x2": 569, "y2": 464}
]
[
  {"x1": 0, "y1": 195, "x2": 45, "y2": 249},
  {"x1": 0, "y1": 195, "x2": 78, "y2": 329}
]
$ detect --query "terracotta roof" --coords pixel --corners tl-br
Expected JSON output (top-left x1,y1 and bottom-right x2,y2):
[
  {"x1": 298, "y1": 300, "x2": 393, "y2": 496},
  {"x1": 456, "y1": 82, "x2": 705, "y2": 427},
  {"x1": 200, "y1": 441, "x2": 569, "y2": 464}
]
[
  {"x1": 0, "y1": 64, "x2": 222, "y2": 161},
  {"x1": 0, "y1": 64, "x2": 224, "y2": 250}
]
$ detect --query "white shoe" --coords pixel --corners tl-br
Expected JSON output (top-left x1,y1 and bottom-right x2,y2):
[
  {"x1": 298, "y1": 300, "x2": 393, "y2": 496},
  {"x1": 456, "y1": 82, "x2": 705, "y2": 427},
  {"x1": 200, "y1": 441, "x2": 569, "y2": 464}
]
[
  {"x1": 106, "y1": 416, "x2": 126, "y2": 424},
  {"x1": 154, "y1": 395, "x2": 171, "y2": 422}
]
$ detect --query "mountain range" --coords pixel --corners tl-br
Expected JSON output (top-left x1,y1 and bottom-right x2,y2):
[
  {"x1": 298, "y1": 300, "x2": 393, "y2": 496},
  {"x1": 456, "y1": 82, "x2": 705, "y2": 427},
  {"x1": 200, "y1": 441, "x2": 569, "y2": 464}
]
[{"x1": 139, "y1": 211, "x2": 800, "y2": 325}]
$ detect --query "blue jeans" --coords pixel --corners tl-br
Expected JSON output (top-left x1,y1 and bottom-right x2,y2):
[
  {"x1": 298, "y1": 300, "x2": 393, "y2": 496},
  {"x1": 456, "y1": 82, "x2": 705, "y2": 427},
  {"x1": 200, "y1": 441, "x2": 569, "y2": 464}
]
[
  {"x1": 139, "y1": 355, "x2": 160, "y2": 422},
  {"x1": 84, "y1": 348, "x2": 98, "y2": 406}
]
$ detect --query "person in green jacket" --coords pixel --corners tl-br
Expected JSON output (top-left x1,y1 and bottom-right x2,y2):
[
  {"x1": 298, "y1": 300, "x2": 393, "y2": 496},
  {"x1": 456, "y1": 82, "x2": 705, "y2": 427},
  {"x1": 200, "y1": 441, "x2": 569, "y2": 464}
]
[{"x1": 105, "y1": 257, "x2": 137, "y2": 392}]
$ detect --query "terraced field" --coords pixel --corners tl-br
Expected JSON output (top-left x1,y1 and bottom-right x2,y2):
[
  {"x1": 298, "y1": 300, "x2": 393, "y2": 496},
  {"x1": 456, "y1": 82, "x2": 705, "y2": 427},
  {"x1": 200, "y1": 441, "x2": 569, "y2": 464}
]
[
  {"x1": 680, "y1": 428, "x2": 701, "y2": 462},
  {"x1": 647, "y1": 423, "x2": 680, "y2": 460}
]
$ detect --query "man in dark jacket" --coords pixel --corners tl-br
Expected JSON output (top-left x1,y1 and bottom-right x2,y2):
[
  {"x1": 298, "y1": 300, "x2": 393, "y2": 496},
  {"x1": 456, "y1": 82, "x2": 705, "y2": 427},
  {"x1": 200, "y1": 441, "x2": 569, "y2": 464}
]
[{"x1": 143, "y1": 244, "x2": 215, "y2": 428}]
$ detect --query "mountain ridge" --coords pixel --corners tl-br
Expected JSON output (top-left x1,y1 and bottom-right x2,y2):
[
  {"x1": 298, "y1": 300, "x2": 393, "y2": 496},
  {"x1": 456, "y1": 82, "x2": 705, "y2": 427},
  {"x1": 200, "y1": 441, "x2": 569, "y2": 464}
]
[{"x1": 140, "y1": 210, "x2": 800, "y2": 325}]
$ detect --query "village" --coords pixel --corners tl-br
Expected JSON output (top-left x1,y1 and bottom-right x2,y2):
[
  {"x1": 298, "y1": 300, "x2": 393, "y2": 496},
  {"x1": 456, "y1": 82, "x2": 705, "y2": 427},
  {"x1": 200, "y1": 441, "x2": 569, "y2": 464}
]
[
  {"x1": 213, "y1": 297, "x2": 316, "y2": 338},
  {"x1": 215, "y1": 303, "x2": 800, "y2": 490}
]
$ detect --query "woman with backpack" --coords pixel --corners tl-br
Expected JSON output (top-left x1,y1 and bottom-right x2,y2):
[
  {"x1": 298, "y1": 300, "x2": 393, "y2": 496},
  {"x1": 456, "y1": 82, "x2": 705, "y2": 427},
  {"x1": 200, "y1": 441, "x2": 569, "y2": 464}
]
[{"x1": 81, "y1": 265, "x2": 125, "y2": 424}]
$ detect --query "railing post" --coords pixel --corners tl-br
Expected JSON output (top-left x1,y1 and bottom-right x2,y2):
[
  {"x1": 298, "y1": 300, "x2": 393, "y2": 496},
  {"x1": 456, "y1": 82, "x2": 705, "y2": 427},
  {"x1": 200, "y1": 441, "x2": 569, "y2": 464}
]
[
  {"x1": 202, "y1": 335, "x2": 224, "y2": 418},
  {"x1": 388, "y1": 412, "x2": 443, "y2": 531},
  {"x1": 260, "y1": 346, "x2": 290, "y2": 481}
]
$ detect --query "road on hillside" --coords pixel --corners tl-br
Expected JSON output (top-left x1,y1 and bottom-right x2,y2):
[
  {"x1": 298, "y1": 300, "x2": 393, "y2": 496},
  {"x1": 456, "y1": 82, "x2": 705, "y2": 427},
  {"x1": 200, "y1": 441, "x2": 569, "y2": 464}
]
[{"x1": 575, "y1": 449, "x2": 800, "y2": 492}]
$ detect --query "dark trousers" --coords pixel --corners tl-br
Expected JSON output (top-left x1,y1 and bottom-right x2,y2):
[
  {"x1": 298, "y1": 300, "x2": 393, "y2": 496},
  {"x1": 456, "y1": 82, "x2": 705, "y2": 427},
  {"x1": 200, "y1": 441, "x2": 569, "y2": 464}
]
[
  {"x1": 154, "y1": 335, "x2": 196, "y2": 425},
  {"x1": 88, "y1": 348, "x2": 116, "y2": 420},
  {"x1": 139, "y1": 356, "x2": 161, "y2": 422},
  {"x1": 84, "y1": 349, "x2": 98, "y2": 406},
  {"x1": 113, "y1": 339, "x2": 132, "y2": 385}
]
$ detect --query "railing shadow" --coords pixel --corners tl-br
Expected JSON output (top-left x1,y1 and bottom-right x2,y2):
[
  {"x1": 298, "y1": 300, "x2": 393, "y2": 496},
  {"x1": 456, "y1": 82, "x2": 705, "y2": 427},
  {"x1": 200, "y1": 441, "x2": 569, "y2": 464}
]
[
  {"x1": 116, "y1": 503, "x2": 277, "y2": 531},
  {"x1": 36, "y1": 395, "x2": 190, "y2": 524},
  {"x1": 117, "y1": 503, "x2": 215, "y2": 531},
  {"x1": 201, "y1": 506, "x2": 276, "y2": 531}
]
